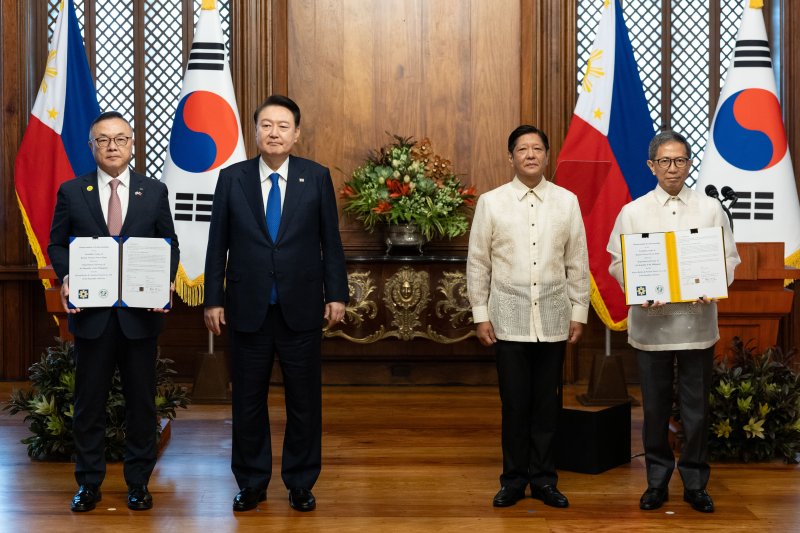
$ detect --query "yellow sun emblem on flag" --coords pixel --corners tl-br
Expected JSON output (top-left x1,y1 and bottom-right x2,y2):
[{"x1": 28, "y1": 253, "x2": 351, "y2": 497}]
[
  {"x1": 582, "y1": 49, "x2": 605, "y2": 93},
  {"x1": 40, "y1": 49, "x2": 58, "y2": 94}
]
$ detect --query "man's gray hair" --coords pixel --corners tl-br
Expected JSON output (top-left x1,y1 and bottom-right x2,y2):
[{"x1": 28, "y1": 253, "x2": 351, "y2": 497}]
[{"x1": 648, "y1": 130, "x2": 692, "y2": 160}]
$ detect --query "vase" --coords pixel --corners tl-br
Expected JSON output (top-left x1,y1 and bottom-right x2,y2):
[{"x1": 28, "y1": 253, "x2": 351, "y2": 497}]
[{"x1": 385, "y1": 223, "x2": 426, "y2": 255}]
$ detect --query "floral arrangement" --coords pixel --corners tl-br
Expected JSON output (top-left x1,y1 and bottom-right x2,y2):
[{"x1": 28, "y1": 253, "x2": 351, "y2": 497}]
[
  {"x1": 4, "y1": 338, "x2": 190, "y2": 460},
  {"x1": 340, "y1": 134, "x2": 476, "y2": 240},
  {"x1": 707, "y1": 337, "x2": 800, "y2": 463}
]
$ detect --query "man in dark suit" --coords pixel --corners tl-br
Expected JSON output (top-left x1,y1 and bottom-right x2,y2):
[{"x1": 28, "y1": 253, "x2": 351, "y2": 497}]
[
  {"x1": 204, "y1": 94, "x2": 348, "y2": 513},
  {"x1": 48, "y1": 111, "x2": 180, "y2": 512}
]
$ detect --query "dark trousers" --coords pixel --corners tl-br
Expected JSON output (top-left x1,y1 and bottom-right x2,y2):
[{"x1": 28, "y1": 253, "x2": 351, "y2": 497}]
[
  {"x1": 230, "y1": 304, "x2": 322, "y2": 491},
  {"x1": 636, "y1": 347, "x2": 714, "y2": 491},
  {"x1": 495, "y1": 340, "x2": 565, "y2": 490},
  {"x1": 73, "y1": 313, "x2": 158, "y2": 487}
]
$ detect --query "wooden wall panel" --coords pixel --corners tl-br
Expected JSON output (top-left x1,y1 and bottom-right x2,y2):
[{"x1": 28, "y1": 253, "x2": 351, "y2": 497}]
[
  {"x1": 2, "y1": 1, "x2": 798, "y2": 381},
  {"x1": 287, "y1": 0, "x2": 520, "y2": 254}
]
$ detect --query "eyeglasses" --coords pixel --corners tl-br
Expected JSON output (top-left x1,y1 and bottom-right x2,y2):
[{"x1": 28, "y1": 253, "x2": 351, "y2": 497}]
[
  {"x1": 92, "y1": 136, "x2": 132, "y2": 148},
  {"x1": 652, "y1": 157, "x2": 690, "y2": 169}
]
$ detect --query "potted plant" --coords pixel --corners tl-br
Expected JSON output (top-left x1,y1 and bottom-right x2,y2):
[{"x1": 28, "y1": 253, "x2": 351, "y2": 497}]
[
  {"x1": 340, "y1": 134, "x2": 476, "y2": 253},
  {"x1": 707, "y1": 337, "x2": 800, "y2": 463},
  {"x1": 3, "y1": 338, "x2": 190, "y2": 460}
]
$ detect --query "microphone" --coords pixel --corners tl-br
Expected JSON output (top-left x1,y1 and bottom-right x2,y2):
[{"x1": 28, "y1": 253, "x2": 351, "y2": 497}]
[
  {"x1": 704, "y1": 184, "x2": 719, "y2": 199},
  {"x1": 721, "y1": 186, "x2": 737, "y2": 203},
  {"x1": 706, "y1": 184, "x2": 735, "y2": 233}
]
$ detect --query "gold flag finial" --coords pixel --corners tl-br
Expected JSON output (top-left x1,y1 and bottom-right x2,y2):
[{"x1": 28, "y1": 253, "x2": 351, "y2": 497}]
[
  {"x1": 749, "y1": 0, "x2": 763, "y2": 8},
  {"x1": 201, "y1": 0, "x2": 216, "y2": 9}
]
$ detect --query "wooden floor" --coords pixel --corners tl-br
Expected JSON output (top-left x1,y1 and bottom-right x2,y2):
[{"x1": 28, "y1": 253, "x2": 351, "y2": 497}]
[{"x1": 1, "y1": 383, "x2": 799, "y2": 532}]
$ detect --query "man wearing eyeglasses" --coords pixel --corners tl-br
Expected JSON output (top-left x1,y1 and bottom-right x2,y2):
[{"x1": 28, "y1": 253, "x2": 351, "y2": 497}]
[
  {"x1": 607, "y1": 130, "x2": 740, "y2": 514},
  {"x1": 48, "y1": 111, "x2": 180, "y2": 513}
]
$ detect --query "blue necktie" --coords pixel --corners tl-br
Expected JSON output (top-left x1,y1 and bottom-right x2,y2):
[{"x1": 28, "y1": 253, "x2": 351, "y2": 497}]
[{"x1": 266, "y1": 172, "x2": 281, "y2": 304}]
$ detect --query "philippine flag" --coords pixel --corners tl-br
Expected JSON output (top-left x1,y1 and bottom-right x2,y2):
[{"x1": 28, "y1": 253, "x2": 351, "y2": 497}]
[
  {"x1": 556, "y1": 0, "x2": 655, "y2": 331},
  {"x1": 161, "y1": 0, "x2": 246, "y2": 305},
  {"x1": 697, "y1": 0, "x2": 800, "y2": 268},
  {"x1": 14, "y1": 0, "x2": 100, "y2": 271}
]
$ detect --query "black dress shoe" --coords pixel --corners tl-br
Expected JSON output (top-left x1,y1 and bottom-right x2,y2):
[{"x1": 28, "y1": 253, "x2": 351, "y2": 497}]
[
  {"x1": 233, "y1": 487, "x2": 267, "y2": 511},
  {"x1": 289, "y1": 488, "x2": 316, "y2": 512},
  {"x1": 492, "y1": 486, "x2": 525, "y2": 507},
  {"x1": 640, "y1": 487, "x2": 668, "y2": 510},
  {"x1": 684, "y1": 489, "x2": 714, "y2": 513},
  {"x1": 531, "y1": 484, "x2": 569, "y2": 508},
  {"x1": 127, "y1": 484, "x2": 153, "y2": 510},
  {"x1": 71, "y1": 484, "x2": 101, "y2": 512}
]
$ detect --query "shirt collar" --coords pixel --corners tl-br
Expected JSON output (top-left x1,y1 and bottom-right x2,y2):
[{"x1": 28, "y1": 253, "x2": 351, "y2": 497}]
[
  {"x1": 97, "y1": 166, "x2": 131, "y2": 188},
  {"x1": 653, "y1": 184, "x2": 690, "y2": 205},
  {"x1": 511, "y1": 175, "x2": 548, "y2": 201},
  {"x1": 259, "y1": 156, "x2": 290, "y2": 183}
]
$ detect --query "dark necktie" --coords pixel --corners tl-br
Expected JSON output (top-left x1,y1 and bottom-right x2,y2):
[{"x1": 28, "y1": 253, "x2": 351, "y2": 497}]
[
  {"x1": 266, "y1": 172, "x2": 281, "y2": 303},
  {"x1": 107, "y1": 178, "x2": 122, "y2": 235}
]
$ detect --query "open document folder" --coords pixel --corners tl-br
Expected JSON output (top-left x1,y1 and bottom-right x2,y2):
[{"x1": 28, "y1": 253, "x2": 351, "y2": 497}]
[
  {"x1": 68, "y1": 236, "x2": 172, "y2": 309},
  {"x1": 620, "y1": 227, "x2": 729, "y2": 305}
]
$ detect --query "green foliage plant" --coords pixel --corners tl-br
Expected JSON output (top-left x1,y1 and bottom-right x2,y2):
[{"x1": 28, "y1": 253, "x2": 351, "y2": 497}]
[
  {"x1": 708, "y1": 337, "x2": 800, "y2": 463},
  {"x1": 4, "y1": 338, "x2": 190, "y2": 460}
]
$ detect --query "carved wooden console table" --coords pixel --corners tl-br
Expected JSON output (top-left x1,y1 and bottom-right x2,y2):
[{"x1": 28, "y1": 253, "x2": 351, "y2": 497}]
[
  {"x1": 319, "y1": 255, "x2": 495, "y2": 384},
  {"x1": 324, "y1": 255, "x2": 476, "y2": 344}
]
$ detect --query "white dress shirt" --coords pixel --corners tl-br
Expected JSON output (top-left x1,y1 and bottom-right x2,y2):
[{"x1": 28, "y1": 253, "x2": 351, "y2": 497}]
[
  {"x1": 97, "y1": 166, "x2": 131, "y2": 226},
  {"x1": 467, "y1": 177, "x2": 590, "y2": 342},
  {"x1": 259, "y1": 156, "x2": 288, "y2": 211},
  {"x1": 607, "y1": 184, "x2": 741, "y2": 351}
]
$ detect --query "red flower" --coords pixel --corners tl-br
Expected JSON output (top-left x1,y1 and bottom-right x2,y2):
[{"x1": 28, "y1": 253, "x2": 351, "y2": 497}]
[
  {"x1": 386, "y1": 178, "x2": 411, "y2": 198},
  {"x1": 372, "y1": 201, "x2": 392, "y2": 214},
  {"x1": 339, "y1": 185, "x2": 356, "y2": 199},
  {"x1": 460, "y1": 186, "x2": 477, "y2": 206}
]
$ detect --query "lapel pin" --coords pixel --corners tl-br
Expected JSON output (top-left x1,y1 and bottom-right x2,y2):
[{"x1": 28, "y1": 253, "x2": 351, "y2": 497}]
[
  {"x1": 135, "y1": 190, "x2": 143, "y2": 196},
  {"x1": 87, "y1": 185, "x2": 94, "y2": 191},
  {"x1": 299, "y1": 178, "x2": 305, "y2": 183}
]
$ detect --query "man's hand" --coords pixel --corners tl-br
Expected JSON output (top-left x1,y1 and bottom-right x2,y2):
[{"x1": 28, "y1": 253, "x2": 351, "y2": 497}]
[
  {"x1": 204, "y1": 306, "x2": 226, "y2": 335},
  {"x1": 693, "y1": 295, "x2": 713, "y2": 305},
  {"x1": 476, "y1": 321, "x2": 497, "y2": 347},
  {"x1": 642, "y1": 300, "x2": 666, "y2": 308},
  {"x1": 568, "y1": 321, "x2": 583, "y2": 344},
  {"x1": 149, "y1": 282, "x2": 175, "y2": 313},
  {"x1": 324, "y1": 301, "x2": 346, "y2": 328},
  {"x1": 60, "y1": 278, "x2": 80, "y2": 314}
]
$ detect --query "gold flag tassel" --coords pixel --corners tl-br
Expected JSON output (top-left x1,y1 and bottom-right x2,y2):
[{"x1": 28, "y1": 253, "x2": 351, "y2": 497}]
[{"x1": 174, "y1": 264, "x2": 205, "y2": 306}]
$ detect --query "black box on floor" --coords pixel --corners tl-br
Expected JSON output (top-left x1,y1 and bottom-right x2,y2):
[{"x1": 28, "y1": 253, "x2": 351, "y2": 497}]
[{"x1": 555, "y1": 401, "x2": 631, "y2": 474}]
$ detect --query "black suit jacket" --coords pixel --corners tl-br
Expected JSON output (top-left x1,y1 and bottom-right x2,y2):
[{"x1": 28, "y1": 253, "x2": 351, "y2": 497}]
[
  {"x1": 48, "y1": 170, "x2": 180, "y2": 340},
  {"x1": 204, "y1": 155, "x2": 348, "y2": 332}
]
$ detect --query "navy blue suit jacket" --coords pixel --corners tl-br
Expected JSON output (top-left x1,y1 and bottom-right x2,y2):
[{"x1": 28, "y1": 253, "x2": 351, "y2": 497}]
[
  {"x1": 48, "y1": 170, "x2": 180, "y2": 340},
  {"x1": 204, "y1": 155, "x2": 348, "y2": 332}
]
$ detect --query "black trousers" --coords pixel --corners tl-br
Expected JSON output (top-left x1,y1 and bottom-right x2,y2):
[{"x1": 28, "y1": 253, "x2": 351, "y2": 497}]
[
  {"x1": 636, "y1": 347, "x2": 714, "y2": 491},
  {"x1": 495, "y1": 340, "x2": 565, "y2": 490},
  {"x1": 230, "y1": 304, "x2": 322, "y2": 491},
  {"x1": 73, "y1": 313, "x2": 158, "y2": 487}
]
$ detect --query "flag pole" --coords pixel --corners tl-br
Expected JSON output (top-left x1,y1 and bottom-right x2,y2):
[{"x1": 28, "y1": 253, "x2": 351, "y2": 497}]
[{"x1": 577, "y1": 326, "x2": 634, "y2": 406}]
